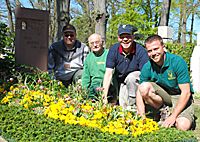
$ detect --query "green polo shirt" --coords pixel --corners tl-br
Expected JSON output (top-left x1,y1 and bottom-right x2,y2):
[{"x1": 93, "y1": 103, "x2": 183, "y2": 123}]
[
  {"x1": 140, "y1": 52, "x2": 194, "y2": 95},
  {"x1": 82, "y1": 49, "x2": 118, "y2": 98}
]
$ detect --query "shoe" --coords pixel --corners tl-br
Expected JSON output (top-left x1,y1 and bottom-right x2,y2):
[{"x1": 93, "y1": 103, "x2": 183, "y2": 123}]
[{"x1": 158, "y1": 105, "x2": 171, "y2": 125}]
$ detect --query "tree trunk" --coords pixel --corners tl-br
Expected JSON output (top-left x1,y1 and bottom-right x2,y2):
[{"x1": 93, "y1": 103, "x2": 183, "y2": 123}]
[
  {"x1": 5, "y1": 0, "x2": 14, "y2": 32},
  {"x1": 48, "y1": 0, "x2": 56, "y2": 44},
  {"x1": 189, "y1": 0, "x2": 195, "y2": 43},
  {"x1": 154, "y1": 0, "x2": 159, "y2": 27},
  {"x1": 181, "y1": 1, "x2": 187, "y2": 47},
  {"x1": 190, "y1": 11, "x2": 194, "y2": 43},
  {"x1": 16, "y1": 0, "x2": 21, "y2": 7},
  {"x1": 28, "y1": 0, "x2": 35, "y2": 8},
  {"x1": 147, "y1": 0, "x2": 152, "y2": 22},
  {"x1": 177, "y1": 3, "x2": 183, "y2": 43},
  {"x1": 93, "y1": 0, "x2": 107, "y2": 43},
  {"x1": 56, "y1": 0, "x2": 70, "y2": 40},
  {"x1": 159, "y1": 0, "x2": 171, "y2": 26}
]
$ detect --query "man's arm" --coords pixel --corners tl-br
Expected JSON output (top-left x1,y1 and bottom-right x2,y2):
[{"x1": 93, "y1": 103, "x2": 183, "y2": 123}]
[
  {"x1": 162, "y1": 83, "x2": 191, "y2": 127},
  {"x1": 48, "y1": 47, "x2": 56, "y2": 79},
  {"x1": 136, "y1": 88, "x2": 146, "y2": 119},
  {"x1": 81, "y1": 58, "x2": 91, "y2": 89},
  {"x1": 102, "y1": 68, "x2": 114, "y2": 104},
  {"x1": 82, "y1": 44, "x2": 90, "y2": 62}
]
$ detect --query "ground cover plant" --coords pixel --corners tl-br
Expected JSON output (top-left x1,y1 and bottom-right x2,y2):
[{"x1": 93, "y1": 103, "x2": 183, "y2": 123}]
[
  {"x1": 0, "y1": 105, "x2": 197, "y2": 142},
  {"x1": 0, "y1": 71, "x2": 198, "y2": 141}
]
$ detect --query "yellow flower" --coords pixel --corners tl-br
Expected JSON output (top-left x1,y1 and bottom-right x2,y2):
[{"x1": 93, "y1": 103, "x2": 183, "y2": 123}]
[
  {"x1": 24, "y1": 104, "x2": 29, "y2": 109},
  {"x1": 1, "y1": 97, "x2": 9, "y2": 104},
  {"x1": 9, "y1": 86, "x2": 14, "y2": 91},
  {"x1": 43, "y1": 102, "x2": 49, "y2": 106},
  {"x1": 93, "y1": 110, "x2": 103, "y2": 120},
  {"x1": 13, "y1": 87, "x2": 19, "y2": 92},
  {"x1": 79, "y1": 116, "x2": 88, "y2": 126},
  {"x1": 0, "y1": 86, "x2": 4, "y2": 93}
]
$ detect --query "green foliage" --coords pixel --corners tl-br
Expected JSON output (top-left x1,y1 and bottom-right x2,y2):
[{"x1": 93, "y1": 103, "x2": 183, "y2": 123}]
[
  {"x1": 0, "y1": 22, "x2": 15, "y2": 89},
  {"x1": 71, "y1": 15, "x2": 95, "y2": 44},
  {"x1": 0, "y1": 105, "x2": 197, "y2": 142},
  {"x1": 0, "y1": 22, "x2": 14, "y2": 54},
  {"x1": 165, "y1": 42, "x2": 195, "y2": 69},
  {"x1": 106, "y1": 0, "x2": 158, "y2": 47}
]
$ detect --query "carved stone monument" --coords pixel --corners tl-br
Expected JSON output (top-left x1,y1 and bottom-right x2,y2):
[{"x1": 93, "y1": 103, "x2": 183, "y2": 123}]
[
  {"x1": 158, "y1": 26, "x2": 173, "y2": 43},
  {"x1": 190, "y1": 32, "x2": 200, "y2": 93},
  {"x1": 15, "y1": 7, "x2": 49, "y2": 71}
]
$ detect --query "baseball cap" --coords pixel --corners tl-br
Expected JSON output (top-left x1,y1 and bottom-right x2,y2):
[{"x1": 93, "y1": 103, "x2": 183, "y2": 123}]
[
  {"x1": 62, "y1": 24, "x2": 76, "y2": 33},
  {"x1": 118, "y1": 24, "x2": 137, "y2": 35}
]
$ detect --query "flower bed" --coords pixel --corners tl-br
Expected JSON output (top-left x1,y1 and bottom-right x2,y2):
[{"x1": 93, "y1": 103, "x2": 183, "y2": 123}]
[
  {"x1": 0, "y1": 73, "x2": 198, "y2": 141},
  {"x1": 1, "y1": 77, "x2": 158, "y2": 137}
]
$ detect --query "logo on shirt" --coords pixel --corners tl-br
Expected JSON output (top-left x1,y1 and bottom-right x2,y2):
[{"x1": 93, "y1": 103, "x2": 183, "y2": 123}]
[
  {"x1": 167, "y1": 70, "x2": 176, "y2": 80},
  {"x1": 97, "y1": 61, "x2": 105, "y2": 65}
]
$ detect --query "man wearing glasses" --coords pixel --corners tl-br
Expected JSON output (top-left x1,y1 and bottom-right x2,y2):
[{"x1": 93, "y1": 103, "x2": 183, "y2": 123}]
[
  {"x1": 48, "y1": 24, "x2": 89, "y2": 87},
  {"x1": 102, "y1": 24, "x2": 149, "y2": 109}
]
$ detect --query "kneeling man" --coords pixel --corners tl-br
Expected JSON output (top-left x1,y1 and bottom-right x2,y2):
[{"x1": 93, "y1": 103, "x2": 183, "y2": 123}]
[{"x1": 136, "y1": 35, "x2": 194, "y2": 131}]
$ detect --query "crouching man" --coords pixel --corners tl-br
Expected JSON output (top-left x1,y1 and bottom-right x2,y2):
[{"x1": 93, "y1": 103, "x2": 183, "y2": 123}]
[{"x1": 136, "y1": 35, "x2": 194, "y2": 130}]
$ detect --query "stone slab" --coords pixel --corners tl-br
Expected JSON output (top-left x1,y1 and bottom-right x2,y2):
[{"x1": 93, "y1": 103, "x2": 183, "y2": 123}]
[
  {"x1": 158, "y1": 26, "x2": 173, "y2": 43},
  {"x1": 190, "y1": 45, "x2": 200, "y2": 93},
  {"x1": 15, "y1": 7, "x2": 49, "y2": 71}
]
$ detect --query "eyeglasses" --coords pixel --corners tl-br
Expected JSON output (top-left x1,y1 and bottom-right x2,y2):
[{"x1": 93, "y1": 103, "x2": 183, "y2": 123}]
[
  {"x1": 64, "y1": 33, "x2": 75, "y2": 38},
  {"x1": 119, "y1": 35, "x2": 132, "y2": 39},
  {"x1": 89, "y1": 41, "x2": 101, "y2": 45}
]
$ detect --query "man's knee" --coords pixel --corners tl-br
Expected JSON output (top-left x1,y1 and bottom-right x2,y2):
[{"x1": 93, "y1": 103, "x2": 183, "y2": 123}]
[
  {"x1": 176, "y1": 117, "x2": 192, "y2": 131},
  {"x1": 138, "y1": 82, "x2": 153, "y2": 98},
  {"x1": 125, "y1": 71, "x2": 140, "y2": 83},
  {"x1": 73, "y1": 69, "x2": 83, "y2": 83}
]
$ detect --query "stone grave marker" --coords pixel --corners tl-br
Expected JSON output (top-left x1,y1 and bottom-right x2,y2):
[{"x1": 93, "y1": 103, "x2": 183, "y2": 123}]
[
  {"x1": 190, "y1": 32, "x2": 200, "y2": 93},
  {"x1": 15, "y1": 7, "x2": 49, "y2": 71},
  {"x1": 158, "y1": 26, "x2": 173, "y2": 43}
]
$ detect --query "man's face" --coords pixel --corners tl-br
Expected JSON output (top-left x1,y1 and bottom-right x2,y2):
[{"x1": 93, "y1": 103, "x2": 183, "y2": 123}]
[
  {"x1": 145, "y1": 40, "x2": 165, "y2": 66},
  {"x1": 63, "y1": 31, "x2": 76, "y2": 47},
  {"x1": 118, "y1": 33, "x2": 134, "y2": 49},
  {"x1": 89, "y1": 35, "x2": 103, "y2": 53}
]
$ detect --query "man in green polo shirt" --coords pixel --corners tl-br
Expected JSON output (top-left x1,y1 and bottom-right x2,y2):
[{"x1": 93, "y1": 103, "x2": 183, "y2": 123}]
[
  {"x1": 136, "y1": 35, "x2": 194, "y2": 131},
  {"x1": 82, "y1": 33, "x2": 117, "y2": 103}
]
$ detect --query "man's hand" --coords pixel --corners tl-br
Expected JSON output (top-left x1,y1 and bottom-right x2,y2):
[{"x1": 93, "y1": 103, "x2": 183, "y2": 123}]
[
  {"x1": 96, "y1": 87, "x2": 107, "y2": 104},
  {"x1": 162, "y1": 114, "x2": 176, "y2": 128},
  {"x1": 102, "y1": 94, "x2": 108, "y2": 105},
  {"x1": 96, "y1": 87, "x2": 104, "y2": 92},
  {"x1": 102, "y1": 68, "x2": 113, "y2": 105}
]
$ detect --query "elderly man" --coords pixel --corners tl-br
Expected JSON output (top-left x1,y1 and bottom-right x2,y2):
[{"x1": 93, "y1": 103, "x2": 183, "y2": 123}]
[
  {"x1": 82, "y1": 33, "x2": 117, "y2": 103},
  {"x1": 102, "y1": 24, "x2": 149, "y2": 108},
  {"x1": 48, "y1": 24, "x2": 89, "y2": 87},
  {"x1": 136, "y1": 35, "x2": 194, "y2": 130}
]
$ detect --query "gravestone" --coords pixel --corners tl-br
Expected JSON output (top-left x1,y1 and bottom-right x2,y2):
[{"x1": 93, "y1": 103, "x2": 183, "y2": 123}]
[
  {"x1": 158, "y1": 26, "x2": 173, "y2": 43},
  {"x1": 190, "y1": 32, "x2": 200, "y2": 93},
  {"x1": 15, "y1": 7, "x2": 49, "y2": 71}
]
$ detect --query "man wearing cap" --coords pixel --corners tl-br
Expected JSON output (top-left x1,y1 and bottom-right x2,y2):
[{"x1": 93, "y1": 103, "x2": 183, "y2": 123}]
[
  {"x1": 102, "y1": 24, "x2": 149, "y2": 109},
  {"x1": 48, "y1": 24, "x2": 89, "y2": 87}
]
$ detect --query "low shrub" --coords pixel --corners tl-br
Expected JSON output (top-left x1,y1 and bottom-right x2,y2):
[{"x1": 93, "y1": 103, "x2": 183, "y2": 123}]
[
  {"x1": 165, "y1": 42, "x2": 195, "y2": 70},
  {"x1": 0, "y1": 105, "x2": 197, "y2": 142}
]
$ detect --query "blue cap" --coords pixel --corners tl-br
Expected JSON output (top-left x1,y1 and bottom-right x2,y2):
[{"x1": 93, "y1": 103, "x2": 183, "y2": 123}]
[{"x1": 118, "y1": 24, "x2": 137, "y2": 35}]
